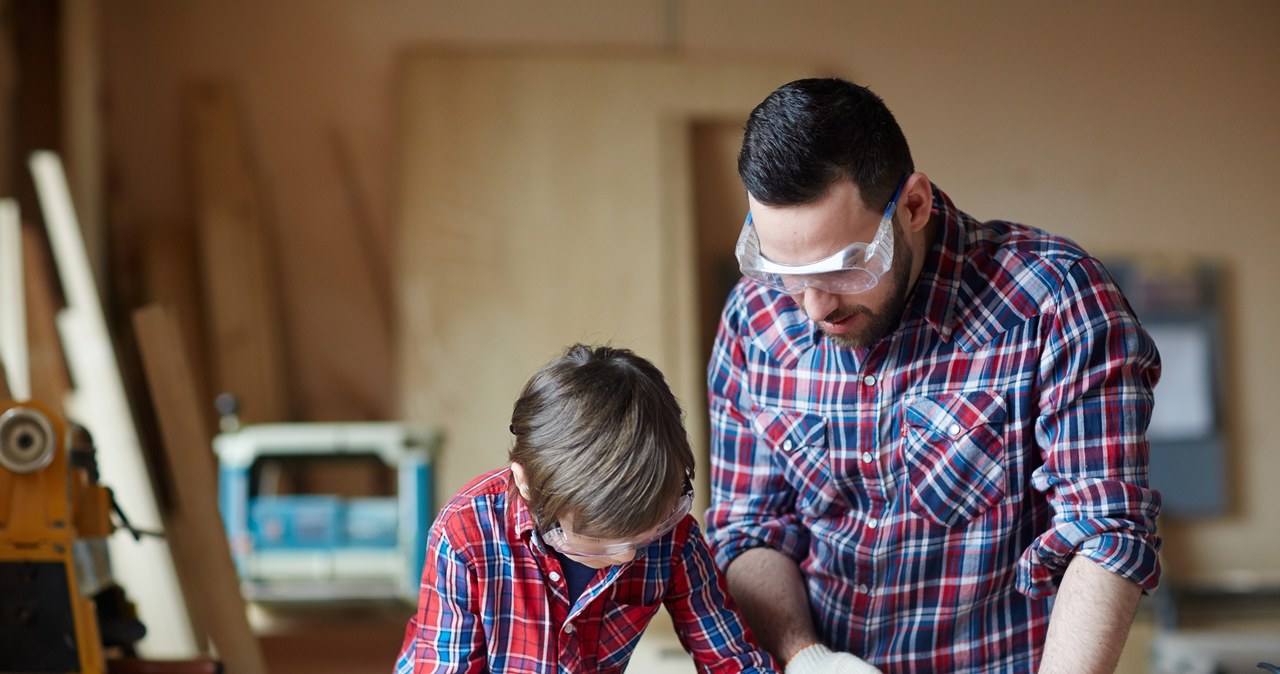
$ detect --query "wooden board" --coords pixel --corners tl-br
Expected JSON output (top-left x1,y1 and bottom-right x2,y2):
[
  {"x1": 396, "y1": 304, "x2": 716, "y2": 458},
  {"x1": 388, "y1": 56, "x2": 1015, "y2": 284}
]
[
  {"x1": 21, "y1": 219, "x2": 71, "y2": 406},
  {"x1": 395, "y1": 51, "x2": 816, "y2": 503},
  {"x1": 29, "y1": 150, "x2": 197, "y2": 656},
  {"x1": 132, "y1": 303, "x2": 268, "y2": 674},
  {"x1": 0, "y1": 198, "x2": 25, "y2": 400},
  {"x1": 184, "y1": 82, "x2": 289, "y2": 425}
]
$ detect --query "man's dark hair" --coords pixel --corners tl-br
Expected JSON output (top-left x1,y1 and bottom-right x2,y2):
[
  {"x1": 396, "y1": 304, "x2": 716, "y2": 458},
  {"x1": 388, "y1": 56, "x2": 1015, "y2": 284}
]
[
  {"x1": 509, "y1": 344, "x2": 695, "y2": 538},
  {"x1": 738, "y1": 77, "x2": 914, "y2": 211}
]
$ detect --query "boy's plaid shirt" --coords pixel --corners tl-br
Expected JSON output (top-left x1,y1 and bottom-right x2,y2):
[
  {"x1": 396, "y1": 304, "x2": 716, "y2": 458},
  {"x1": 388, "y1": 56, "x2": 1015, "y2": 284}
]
[{"x1": 396, "y1": 468, "x2": 778, "y2": 674}]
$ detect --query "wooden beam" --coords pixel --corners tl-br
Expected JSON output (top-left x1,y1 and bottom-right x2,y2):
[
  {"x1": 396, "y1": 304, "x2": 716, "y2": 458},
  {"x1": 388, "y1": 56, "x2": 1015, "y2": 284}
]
[
  {"x1": 132, "y1": 303, "x2": 268, "y2": 674},
  {"x1": 0, "y1": 197, "x2": 27, "y2": 400},
  {"x1": 21, "y1": 217, "x2": 71, "y2": 405},
  {"x1": 29, "y1": 150, "x2": 197, "y2": 657},
  {"x1": 184, "y1": 82, "x2": 289, "y2": 425}
]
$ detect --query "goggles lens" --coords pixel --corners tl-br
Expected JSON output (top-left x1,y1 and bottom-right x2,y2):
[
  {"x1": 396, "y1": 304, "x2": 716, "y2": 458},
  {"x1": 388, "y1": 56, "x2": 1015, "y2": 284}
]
[
  {"x1": 541, "y1": 488, "x2": 693, "y2": 558},
  {"x1": 736, "y1": 177, "x2": 906, "y2": 295}
]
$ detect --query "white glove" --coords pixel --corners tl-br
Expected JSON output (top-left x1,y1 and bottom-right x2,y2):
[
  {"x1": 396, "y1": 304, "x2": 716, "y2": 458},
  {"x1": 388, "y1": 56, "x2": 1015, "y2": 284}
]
[{"x1": 784, "y1": 643, "x2": 884, "y2": 674}]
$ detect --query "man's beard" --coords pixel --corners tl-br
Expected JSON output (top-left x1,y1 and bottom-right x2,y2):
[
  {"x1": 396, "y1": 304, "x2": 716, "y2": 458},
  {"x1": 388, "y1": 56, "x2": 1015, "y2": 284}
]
[{"x1": 820, "y1": 225, "x2": 913, "y2": 350}]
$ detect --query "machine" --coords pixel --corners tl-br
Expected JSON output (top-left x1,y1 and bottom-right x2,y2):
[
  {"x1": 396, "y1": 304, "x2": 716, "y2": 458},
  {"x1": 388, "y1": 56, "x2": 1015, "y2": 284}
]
[
  {"x1": 214, "y1": 421, "x2": 438, "y2": 603},
  {"x1": 0, "y1": 400, "x2": 126, "y2": 673}
]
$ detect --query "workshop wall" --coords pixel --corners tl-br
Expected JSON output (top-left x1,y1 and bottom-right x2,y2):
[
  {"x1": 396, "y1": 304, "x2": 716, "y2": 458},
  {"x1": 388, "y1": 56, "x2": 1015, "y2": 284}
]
[{"x1": 98, "y1": 0, "x2": 1280, "y2": 663}]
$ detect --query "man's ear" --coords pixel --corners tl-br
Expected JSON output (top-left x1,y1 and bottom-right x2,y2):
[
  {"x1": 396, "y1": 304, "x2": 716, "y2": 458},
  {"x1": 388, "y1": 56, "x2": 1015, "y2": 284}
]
[
  {"x1": 509, "y1": 462, "x2": 531, "y2": 500},
  {"x1": 902, "y1": 172, "x2": 934, "y2": 234}
]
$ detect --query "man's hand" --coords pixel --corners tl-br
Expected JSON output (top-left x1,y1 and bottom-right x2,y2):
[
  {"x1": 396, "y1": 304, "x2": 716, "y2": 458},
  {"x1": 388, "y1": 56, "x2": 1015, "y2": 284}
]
[{"x1": 785, "y1": 643, "x2": 883, "y2": 674}]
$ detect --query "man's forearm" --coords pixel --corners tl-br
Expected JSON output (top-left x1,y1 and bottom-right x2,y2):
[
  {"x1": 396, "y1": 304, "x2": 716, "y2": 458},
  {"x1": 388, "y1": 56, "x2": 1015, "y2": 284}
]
[
  {"x1": 1038, "y1": 555, "x2": 1143, "y2": 674},
  {"x1": 726, "y1": 547, "x2": 820, "y2": 664}
]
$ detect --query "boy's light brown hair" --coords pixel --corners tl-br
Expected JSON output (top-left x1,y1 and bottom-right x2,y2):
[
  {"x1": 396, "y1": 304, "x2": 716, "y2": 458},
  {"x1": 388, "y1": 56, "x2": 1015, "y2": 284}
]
[{"x1": 509, "y1": 344, "x2": 695, "y2": 539}]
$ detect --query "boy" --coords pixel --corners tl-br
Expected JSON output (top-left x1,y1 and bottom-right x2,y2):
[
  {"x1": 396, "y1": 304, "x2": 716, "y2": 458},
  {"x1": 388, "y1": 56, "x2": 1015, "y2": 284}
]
[{"x1": 396, "y1": 344, "x2": 777, "y2": 673}]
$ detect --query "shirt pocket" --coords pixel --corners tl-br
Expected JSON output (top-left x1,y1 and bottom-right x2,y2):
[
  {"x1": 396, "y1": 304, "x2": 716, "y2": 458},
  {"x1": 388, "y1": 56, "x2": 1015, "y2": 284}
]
[
  {"x1": 751, "y1": 406, "x2": 844, "y2": 518},
  {"x1": 901, "y1": 390, "x2": 1008, "y2": 527}
]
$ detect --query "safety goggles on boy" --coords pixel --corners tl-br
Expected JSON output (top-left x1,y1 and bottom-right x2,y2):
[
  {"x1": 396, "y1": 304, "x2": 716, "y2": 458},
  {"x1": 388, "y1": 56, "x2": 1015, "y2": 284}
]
[
  {"x1": 735, "y1": 175, "x2": 907, "y2": 295},
  {"x1": 541, "y1": 485, "x2": 694, "y2": 558}
]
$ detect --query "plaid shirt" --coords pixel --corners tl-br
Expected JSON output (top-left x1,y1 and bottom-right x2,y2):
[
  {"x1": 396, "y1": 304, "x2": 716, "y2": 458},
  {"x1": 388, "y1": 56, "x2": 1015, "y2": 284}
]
[
  {"x1": 397, "y1": 468, "x2": 778, "y2": 674},
  {"x1": 705, "y1": 184, "x2": 1162, "y2": 673}
]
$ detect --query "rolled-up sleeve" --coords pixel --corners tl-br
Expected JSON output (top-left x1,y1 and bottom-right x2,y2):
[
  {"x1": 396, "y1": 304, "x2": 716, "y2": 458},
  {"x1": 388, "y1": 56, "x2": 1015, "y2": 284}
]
[
  {"x1": 705, "y1": 288, "x2": 810, "y2": 570},
  {"x1": 1019, "y1": 257, "x2": 1163, "y2": 598}
]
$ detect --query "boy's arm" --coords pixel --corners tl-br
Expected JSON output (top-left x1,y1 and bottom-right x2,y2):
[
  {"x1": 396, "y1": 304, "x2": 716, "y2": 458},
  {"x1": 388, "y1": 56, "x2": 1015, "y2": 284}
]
[
  {"x1": 395, "y1": 529, "x2": 486, "y2": 674},
  {"x1": 664, "y1": 519, "x2": 781, "y2": 674}
]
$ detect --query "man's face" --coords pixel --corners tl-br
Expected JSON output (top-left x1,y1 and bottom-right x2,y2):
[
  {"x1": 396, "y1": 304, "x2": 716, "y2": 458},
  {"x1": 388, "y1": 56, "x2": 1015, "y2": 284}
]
[{"x1": 747, "y1": 179, "x2": 915, "y2": 350}]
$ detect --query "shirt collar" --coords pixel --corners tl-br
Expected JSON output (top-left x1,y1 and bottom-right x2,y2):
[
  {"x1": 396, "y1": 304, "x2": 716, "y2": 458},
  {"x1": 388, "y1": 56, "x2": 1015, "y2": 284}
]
[
  {"x1": 905, "y1": 183, "x2": 967, "y2": 343},
  {"x1": 506, "y1": 469, "x2": 543, "y2": 549}
]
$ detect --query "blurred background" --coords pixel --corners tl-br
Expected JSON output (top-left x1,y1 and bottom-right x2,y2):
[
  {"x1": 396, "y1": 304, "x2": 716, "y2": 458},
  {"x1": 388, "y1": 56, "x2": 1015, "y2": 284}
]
[{"x1": 2, "y1": 1, "x2": 1278, "y2": 673}]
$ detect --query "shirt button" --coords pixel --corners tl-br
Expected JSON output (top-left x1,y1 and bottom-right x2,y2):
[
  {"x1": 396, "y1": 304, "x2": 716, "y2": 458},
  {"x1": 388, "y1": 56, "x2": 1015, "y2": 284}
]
[
  {"x1": 867, "y1": 518, "x2": 878, "y2": 529},
  {"x1": 549, "y1": 571, "x2": 561, "y2": 582},
  {"x1": 948, "y1": 423, "x2": 962, "y2": 437},
  {"x1": 857, "y1": 584, "x2": 870, "y2": 594},
  {"x1": 861, "y1": 451, "x2": 874, "y2": 463},
  {"x1": 782, "y1": 439, "x2": 793, "y2": 451},
  {"x1": 862, "y1": 374, "x2": 876, "y2": 386},
  {"x1": 565, "y1": 623, "x2": 575, "y2": 633}
]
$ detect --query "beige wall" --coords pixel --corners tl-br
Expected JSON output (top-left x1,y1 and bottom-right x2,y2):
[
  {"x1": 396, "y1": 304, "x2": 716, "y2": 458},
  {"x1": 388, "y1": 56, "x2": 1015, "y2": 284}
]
[{"x1": 102, "y1": 0, "x2": 1280, "y2": 596}]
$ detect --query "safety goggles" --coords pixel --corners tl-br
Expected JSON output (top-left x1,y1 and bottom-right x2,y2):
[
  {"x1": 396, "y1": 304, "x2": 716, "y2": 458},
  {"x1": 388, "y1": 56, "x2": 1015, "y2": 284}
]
[
  {"x1": 541, "y1": 486, "x2": 693, "y2": 558},
  {"x1": 736, "y1": 176, "x2": 907, "y2": 295}
]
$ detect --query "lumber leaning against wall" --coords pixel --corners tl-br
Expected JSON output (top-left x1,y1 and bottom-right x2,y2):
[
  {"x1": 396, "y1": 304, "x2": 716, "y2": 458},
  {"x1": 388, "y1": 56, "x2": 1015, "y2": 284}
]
[{"x1": 29, "y1": 151, "x2": 197, "y2": 657}]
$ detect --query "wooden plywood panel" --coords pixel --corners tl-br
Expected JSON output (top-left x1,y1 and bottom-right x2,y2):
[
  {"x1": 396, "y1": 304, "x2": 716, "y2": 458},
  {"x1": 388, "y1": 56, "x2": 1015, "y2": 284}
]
[
  {"x1": 395, "y1": 51, "x2": 814, "y2": 502},
  {"x1": 185, "y1": 82, "x2": 289, "y2": 425}
]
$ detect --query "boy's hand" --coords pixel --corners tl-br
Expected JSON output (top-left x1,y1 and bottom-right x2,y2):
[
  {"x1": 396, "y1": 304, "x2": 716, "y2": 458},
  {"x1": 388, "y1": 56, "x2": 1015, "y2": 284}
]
[{"x1": 785, "y1": 643, "x2": 883, "y2": 674}]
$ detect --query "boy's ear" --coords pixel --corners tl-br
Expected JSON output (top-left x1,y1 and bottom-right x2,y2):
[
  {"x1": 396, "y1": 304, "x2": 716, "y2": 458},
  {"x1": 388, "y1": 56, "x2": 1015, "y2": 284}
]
[{"x1": 509, "y1": 462, "x2": 531, "y2": 500}]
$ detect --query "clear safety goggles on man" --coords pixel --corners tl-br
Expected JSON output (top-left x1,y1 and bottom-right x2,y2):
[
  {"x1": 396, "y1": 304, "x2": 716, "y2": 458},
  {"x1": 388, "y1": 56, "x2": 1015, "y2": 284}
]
[
  {"x1": 540, "y1": 484, "x2": 694, "y2": 559},
  {"x1": 736, "y1": 176, "x2": 907, "y2": 295}
]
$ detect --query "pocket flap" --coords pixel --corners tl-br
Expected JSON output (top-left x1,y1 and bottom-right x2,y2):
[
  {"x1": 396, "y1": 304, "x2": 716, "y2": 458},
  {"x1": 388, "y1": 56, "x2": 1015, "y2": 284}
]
[
  {"x1": 904, "y1": 390, "x2": 1007, "y2": 434},
  {"x1": 751, "y1": 406, "x2": 827, "y2": 451}
]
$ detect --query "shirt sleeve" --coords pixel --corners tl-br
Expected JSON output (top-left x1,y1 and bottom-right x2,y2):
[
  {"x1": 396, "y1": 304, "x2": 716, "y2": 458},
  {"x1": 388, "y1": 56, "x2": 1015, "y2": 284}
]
[
  {"x1": 704, "y1": 286, "x2": 810, "y2": 570},
  {"x1": 664, "y1": 518, "x2": 781, "y2": 674},
  {"x1": 396, "y1": 519, "x2": 487, "y2": 674},
  {"x1": 1019, "y1": 257, "x2": 1163, "y2": 597}
]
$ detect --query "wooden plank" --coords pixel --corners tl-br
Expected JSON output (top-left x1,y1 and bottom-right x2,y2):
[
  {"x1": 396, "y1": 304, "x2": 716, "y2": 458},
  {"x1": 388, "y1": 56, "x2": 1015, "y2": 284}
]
[
  {"x1": 29, "y1": 150, "x2": 197, "y2": 657},
  {"x1": 132, "y1": 303, "x2": 269, "y2": 674},
  {"x1": 143, "y1": 226, "x2": 214, "y2": 438},
  {"x1": 59, "y1": 0, "x2": 106, "y2": 292},
  {"x1": 21, "y1": 219, "x2": 72, "y2": 405},
  {"x1": 0, "y1": 0, "x2": 15, "y2": 196},
  {"x1": 0, "y1": 198, "x2": 27, "y2": 400},
  {"x1": 184, "y1": 82, "x2": 289, "y2": 425}
]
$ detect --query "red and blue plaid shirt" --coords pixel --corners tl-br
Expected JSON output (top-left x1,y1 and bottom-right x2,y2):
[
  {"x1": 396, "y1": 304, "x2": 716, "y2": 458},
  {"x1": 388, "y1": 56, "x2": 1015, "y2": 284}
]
[
  {"x1": 397, "y1": 468, "x2": 778, "y2": 674},
  {"x1": 705, "y1": 184, "x2": 1162, "y2": 673}
]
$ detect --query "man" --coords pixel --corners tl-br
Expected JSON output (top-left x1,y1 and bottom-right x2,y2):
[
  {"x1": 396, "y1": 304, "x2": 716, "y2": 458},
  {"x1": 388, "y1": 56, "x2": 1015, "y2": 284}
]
[{"x1": 705, "y1": 78, "x2": 1162, "y2": 674}]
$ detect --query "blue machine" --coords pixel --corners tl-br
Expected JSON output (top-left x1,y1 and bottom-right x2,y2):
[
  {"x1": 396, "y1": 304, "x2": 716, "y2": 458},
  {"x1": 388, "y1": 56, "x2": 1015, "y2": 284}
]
[{"x1": 214, "y1": 422, "x2": 439, "y2": 603}]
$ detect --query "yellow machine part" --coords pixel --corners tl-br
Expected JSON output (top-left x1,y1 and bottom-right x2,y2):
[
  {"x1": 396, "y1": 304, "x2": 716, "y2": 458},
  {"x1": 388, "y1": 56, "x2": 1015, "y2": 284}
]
[{"x1": 0, "y1": 399, "x2": 105, "y2": 674}]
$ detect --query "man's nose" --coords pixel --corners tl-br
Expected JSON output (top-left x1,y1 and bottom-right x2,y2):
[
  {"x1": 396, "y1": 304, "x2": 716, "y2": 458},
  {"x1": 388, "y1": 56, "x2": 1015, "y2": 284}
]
[{"x1": 798, "y1": 286, "x2": 838, "y2": 322}]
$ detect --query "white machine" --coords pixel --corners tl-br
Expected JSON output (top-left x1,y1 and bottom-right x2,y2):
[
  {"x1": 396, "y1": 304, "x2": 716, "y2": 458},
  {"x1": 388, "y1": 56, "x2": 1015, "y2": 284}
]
[{"x1": 214, "y1": 422, "x2": 439, "y2": 603}]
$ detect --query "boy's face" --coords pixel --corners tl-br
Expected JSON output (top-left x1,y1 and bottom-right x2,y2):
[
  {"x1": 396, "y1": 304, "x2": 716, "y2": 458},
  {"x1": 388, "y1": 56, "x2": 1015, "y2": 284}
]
[
  {"x1": 510, "y1": 462, "x2": 692, "y2": 569},
  {"x1": 551, "y1": 512, "x2": 649, "y2": 568}
]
